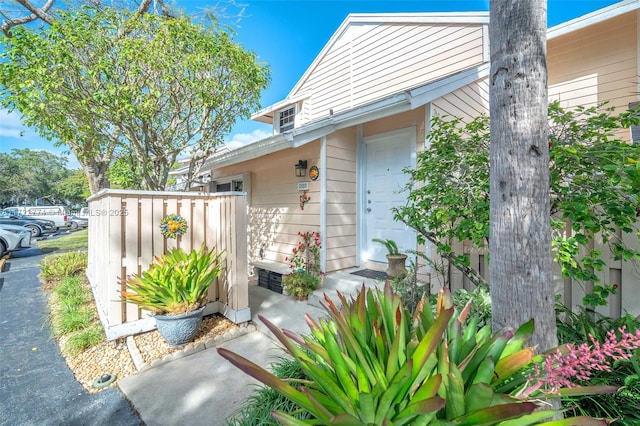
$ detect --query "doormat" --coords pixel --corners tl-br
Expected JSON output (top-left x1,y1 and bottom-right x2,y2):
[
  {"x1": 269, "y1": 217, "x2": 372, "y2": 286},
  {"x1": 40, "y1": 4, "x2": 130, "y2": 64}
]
[{"x1": 350, "y1": 269, "x2": 388, "y2": 281}]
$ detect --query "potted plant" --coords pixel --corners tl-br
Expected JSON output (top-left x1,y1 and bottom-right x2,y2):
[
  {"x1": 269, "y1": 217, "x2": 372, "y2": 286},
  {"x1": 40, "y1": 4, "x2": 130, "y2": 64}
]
[
  {"x1": 283, "y1": 231, "x2": 323, "y2": 300},
  {"x1": 121, "y1": 245, "x2": 224, "y2": 346},
  {"x1": 282, "y1": 270, "x2": 319, "y2": 300},
  {"x1": 372, "y1": 238, "x2": 408, "y2": 279}
]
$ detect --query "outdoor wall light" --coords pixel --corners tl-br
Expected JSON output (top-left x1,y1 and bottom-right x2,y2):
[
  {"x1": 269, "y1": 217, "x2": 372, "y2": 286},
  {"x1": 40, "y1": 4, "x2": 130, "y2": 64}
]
[{"x1": 295, "y1": 160, "x2": 308, "y2": 177}]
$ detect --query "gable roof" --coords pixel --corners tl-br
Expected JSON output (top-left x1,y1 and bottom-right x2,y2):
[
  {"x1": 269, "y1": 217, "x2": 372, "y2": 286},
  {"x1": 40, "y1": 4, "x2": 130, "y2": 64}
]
[
  {"x1": 183, "y1": 62, "x2": 490, "y2": 173},
  {"x1": 251, "y1": 12, "x2": 489, "y2": 125},
  {"x1": 286, "y1": 12, "x2": 489, "y2": 100},
  {"x1": 182, "y1": 1, "x2": 638, "y2": 176}
]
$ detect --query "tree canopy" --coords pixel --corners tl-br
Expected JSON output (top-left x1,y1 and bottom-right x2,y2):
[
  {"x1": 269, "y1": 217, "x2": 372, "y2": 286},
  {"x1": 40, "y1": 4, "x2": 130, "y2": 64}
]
[
  {"x1": 0, "y1": 148, "x2": 89, "y2": 207},
  {"x1": 0, "y1": 5, "x2": 270, "y2": 192}
]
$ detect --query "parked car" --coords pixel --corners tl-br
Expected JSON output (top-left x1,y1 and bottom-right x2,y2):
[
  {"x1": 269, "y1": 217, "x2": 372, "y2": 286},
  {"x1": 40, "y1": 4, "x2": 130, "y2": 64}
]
[
  {"x1": 0, "y1": 212, "x2": 57, "y2": 237},
  {"x1": 0, "y1": 224, "x2": 32, "y2": 257},
  {"x1": 68, "y1": 215, "x2": 88, "y2": 230},
  {"x1": 3, "y1": 205, "x2": 71, "y2": 230}
]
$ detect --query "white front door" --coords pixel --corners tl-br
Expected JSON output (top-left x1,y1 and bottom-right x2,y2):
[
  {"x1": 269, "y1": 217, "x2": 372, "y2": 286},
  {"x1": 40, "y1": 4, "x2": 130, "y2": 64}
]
[{"x1": 362, "y1": 128, "x2": 415, "y2": 264}]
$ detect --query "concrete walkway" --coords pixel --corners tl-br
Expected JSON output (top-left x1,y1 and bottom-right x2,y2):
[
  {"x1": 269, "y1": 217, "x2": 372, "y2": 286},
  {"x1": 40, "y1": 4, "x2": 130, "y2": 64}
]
[{"x1": 118, "y1": 272, "x2": 383, "y2": 426}]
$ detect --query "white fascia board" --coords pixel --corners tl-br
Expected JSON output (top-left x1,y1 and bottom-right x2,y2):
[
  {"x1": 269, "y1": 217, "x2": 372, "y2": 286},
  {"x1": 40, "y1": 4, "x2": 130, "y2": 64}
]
[
  {"x1": 204, "y1": 133, "x2": 292, "y2": 169},
  {"x1": 206, "y1": 93, "x2": 412, "y2": 168},
  {"x1": 331, "y1": 93, "x2": 413, "y2": 129},
  {"x1": 288, "y1": 93, "x2": 412, "y2": 147},
  {"x1": 409, "y1": 63, "x2": 491, "y2": 109},
  {"x1": 548, "y1": 0, "x2": 639, "y2": 40},
  {"x1": 345, "y1": 12, "x2": 489, "y2": 25}
]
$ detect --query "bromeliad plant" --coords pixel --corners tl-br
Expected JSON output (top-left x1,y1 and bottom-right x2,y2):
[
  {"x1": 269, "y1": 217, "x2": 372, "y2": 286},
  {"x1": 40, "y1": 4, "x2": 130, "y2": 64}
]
[
  {"x1": 121, "y1": 245, "x2": 224, "y2": 315},
  {"x1": 218, "y1": 282, "x2": 624, "y2": 425}
]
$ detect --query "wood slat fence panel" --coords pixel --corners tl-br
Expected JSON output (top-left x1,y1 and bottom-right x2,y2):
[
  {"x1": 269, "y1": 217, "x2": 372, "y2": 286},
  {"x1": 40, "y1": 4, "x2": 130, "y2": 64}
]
[
  {"x1": 86, "y1": 189, "x2": 249, "y2": 340},
  {"x1": 439, "y1": 220, "x2": 640, "y2": 319}
]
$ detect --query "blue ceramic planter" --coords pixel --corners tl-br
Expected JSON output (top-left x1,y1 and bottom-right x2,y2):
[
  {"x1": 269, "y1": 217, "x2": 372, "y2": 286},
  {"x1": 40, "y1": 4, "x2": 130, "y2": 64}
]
[{"x1": 154, "y1": 306, "x2": 205, "y2": 346}]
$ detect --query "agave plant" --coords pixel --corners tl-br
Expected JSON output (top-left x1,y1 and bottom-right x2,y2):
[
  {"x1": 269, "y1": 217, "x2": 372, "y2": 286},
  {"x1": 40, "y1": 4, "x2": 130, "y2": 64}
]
[
  {"x1": 219, "y1": 282, "x2": 615, "y2": 425},
  {"x1": 121, "y1": 245, "x2": 224, "y2": 315}
]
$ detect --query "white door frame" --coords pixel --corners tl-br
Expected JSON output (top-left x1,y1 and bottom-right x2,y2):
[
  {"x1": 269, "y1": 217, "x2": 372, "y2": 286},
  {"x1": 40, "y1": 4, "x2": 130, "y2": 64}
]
[{"x1": 357, "y1": 126, "x2": 417, "y2": 265}]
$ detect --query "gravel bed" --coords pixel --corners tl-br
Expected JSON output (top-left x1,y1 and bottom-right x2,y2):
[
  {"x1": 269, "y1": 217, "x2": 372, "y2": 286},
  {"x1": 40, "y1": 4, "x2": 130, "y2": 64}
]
[{"x1": 62, "y1": 314, "x2": 239, "y2": 394}]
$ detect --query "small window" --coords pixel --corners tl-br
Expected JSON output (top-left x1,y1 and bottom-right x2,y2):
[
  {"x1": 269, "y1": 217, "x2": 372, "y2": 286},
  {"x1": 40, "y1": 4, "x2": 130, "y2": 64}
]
[
  {"x1": 216, "y1": 182, "x2": 231, "y2": 192},
  {"x1": 214, "y1": 178, "x2": 243, "y2": 193},
  {"x1": 629, "y1": 102, "x2": 640, "y2": 143},
  {"x1": 278, "y1": 106, "x2": 295, "y2": 132}
]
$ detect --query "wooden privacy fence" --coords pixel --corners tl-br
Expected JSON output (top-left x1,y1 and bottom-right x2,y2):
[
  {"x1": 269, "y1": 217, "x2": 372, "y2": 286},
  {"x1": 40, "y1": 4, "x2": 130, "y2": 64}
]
[
  {"x1": 86, "y1": 189, "x2": 248, "y2": 340},
  {"x1": 438, "y1": 223, "x2": 640, "y2": 319}
]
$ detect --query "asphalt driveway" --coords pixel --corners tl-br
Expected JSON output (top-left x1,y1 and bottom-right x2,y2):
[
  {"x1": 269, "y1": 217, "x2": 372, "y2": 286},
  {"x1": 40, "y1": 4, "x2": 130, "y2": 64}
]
[{"x1": 0, "y1": 248, "x2": 141, "y2": 426}]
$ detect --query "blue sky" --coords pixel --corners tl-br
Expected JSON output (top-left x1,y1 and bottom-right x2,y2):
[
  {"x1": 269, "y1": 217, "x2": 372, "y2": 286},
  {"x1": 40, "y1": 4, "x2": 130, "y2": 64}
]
[{"x1": 0, "y1": 0, "x2": 622, "y2": 169}]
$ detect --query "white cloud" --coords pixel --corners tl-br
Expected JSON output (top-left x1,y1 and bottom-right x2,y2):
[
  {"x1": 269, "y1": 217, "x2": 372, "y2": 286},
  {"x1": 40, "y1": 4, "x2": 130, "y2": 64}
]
[
  {"x1": 0, "y1": 108, "x2": 39, "y2": 141},
  {"x1": 0, "y1": 109, "x2": 25, "y2": 136},
  {"x1": 225, "y1": 128, "x2": 272, "y2": 150}
]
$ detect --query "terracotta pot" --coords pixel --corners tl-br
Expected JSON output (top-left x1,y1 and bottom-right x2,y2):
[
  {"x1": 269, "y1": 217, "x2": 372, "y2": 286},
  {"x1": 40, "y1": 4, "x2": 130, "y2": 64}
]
[
  {"x1": 386, "y1": 254, "x2": 408, "y2": 280},
  {"x1": 154, "y1": 306, "x2": 205, "y2": 347}
]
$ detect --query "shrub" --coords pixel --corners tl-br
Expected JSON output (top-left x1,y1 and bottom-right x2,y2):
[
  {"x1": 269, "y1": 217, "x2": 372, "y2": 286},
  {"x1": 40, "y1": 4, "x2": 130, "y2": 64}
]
[
  {"x1": 46, "y1": 273, "x2": 104, "y2": 356},
  {"x1": 226, "y1": 357, "x2": 310, "y2": 425},
  {"x1": 39, "y1": 251, "x2": 88, "y2": 284},
  {"x1": 282, "y1": 270, "x2": 319, "y2": 299},
  {"x1": 65, "y1": 324, "x2": 104, "y2": 357},
  {"x1": 50, "y1": 276, "x2": 94, "y2": 337}
]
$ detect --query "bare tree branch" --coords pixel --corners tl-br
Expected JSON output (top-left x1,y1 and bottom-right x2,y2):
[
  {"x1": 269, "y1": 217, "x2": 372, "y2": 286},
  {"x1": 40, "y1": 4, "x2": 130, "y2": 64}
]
[
  {"x1": 15, "y1": 0, "x2": 55, "y2": 23},
  {"x1": 1, "y1": 0, "x2": 55, "y2": 36}
]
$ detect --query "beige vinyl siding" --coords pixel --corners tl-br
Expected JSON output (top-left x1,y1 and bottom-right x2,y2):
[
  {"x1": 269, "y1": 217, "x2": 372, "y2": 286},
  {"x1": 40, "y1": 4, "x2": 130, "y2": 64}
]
[
  {"x1": 363, "y1": 107, "x2": 426, "y2": 139},
  {"x1": 209, "y1": 141, "x2": 322, "y2": 267},
  {"x1": 548, "y1": 11, "x2": 638, "y2": 140},
  {"x1": 432, "y1": 78, "x2": 490, "y2": 122},
  {"x1": 296, "y1": 22, "x2": 485, "y2": 124},
  {"x1": 325, "y1": 127, "x2": 358, "y2": 272},
  {"x1": 351, "y1": 24, "x2": 484, "y2": 106},
  {"x1": 298, "y1": 31, "x2": 353, "y2": 124}
]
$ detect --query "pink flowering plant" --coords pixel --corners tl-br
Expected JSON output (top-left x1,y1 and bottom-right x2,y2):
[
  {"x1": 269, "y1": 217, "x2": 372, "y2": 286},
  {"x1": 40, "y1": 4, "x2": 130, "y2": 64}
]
[
  {"x1": 517, "y1": 326, "x2": 640, "y2": 398},
  {"x1": 282, "y1": 231, "x2": 323, "y2": 299},
  {"x1": 285, "y1": 231, "x2": 322, "y2": 277}
]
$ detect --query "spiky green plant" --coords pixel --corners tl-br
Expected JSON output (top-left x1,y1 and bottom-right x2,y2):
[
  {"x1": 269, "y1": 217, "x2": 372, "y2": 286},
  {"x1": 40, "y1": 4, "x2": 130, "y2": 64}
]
[
  {"x1": 121, "y1": 245, "x2": 224, "y2": 315},
  {"x1": 227, "y1": 356, "x2": 311, "y2": 425},
  {"x1": 39, "y1": 251, "x2": 88, "y2": 284},
  {"x1": 372, "y1": 238, "x2": 400, "y2": 255},
  {"x1": 219, "y1": 283, "x2": 615, "y2": 425}
]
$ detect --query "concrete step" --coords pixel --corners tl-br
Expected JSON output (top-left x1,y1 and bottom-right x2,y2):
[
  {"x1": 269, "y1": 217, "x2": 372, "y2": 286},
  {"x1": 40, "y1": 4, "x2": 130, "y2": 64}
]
[{"x1": 308, "y1": 271, "x2": 386, "y2": 310}]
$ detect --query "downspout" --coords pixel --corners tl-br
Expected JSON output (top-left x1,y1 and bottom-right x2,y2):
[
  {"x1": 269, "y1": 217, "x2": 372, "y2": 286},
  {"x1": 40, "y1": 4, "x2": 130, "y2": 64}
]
[
  {"x1": 320, "y1": 136, "x2": 327, "y2": 273},
  {"x1": 356, "y1": 124, "x2": 364, "y2": 266}
]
